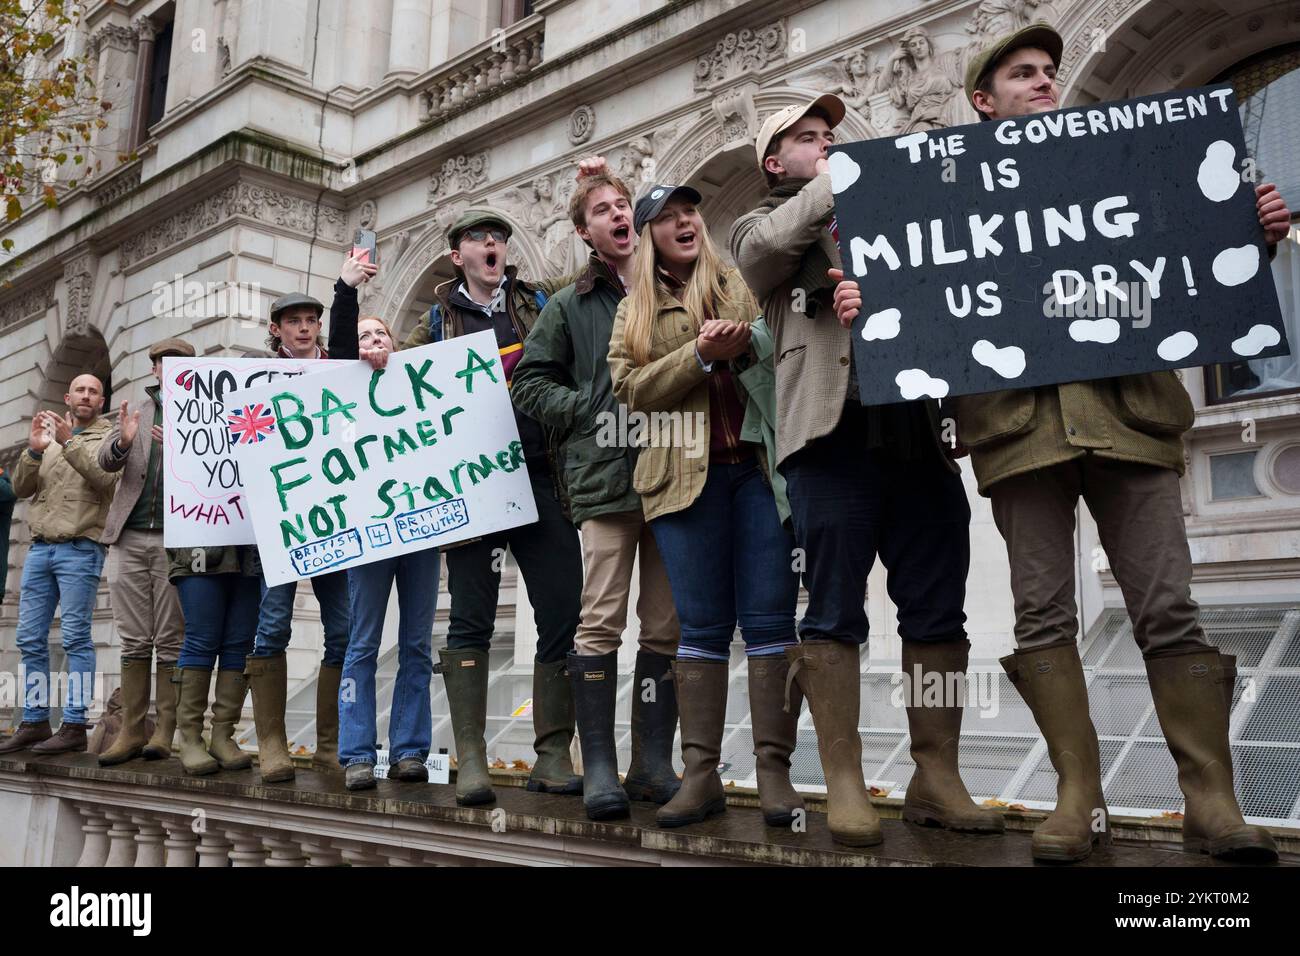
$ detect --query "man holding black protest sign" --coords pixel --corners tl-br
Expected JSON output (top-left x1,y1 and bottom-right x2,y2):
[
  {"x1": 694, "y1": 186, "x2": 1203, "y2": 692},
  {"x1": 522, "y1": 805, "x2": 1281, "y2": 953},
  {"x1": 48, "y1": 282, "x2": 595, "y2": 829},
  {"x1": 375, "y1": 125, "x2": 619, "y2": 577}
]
[
  {"x1": 832, "y1": 25, "x2": 1288, "y2": 863},
  {"x1": 729, "y1": 97, "x2": 1000, "y2": 847}
]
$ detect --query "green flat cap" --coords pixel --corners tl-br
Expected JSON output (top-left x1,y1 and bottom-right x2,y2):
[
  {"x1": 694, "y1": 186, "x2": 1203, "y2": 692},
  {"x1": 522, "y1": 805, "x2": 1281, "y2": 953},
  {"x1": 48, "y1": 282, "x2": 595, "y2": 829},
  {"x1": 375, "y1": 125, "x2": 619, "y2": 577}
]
[
  {"x1": 447, "y1": 208, "x2": 512, "y2": 248},
  {"x1": 269, "y1": 292, "x2": 324, "y2": 323},
  {"x1": 964, "y1": 24, "x2": 1064, "y2": 119},
  {"x1": 148, "y1": 337, "x2": 196, "y2": 362}
]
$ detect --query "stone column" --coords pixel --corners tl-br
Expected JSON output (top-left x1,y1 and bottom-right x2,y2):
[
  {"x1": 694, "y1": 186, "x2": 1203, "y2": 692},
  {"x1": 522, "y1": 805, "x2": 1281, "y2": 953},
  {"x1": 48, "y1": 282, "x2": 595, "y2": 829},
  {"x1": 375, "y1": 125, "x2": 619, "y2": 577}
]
[
  {"x1": 103, "y1": 811, "x2": 140, "y2": 867},
  {"x1": 262, "y1": 834, "x2": 307, "y2": 867},
  {"x1": 127, "y1": 18, "x2": 157, "y2": 151},
  {"x1": 131, "y1": 815, "x2": 167, "y2": 867},
  {"x1": 196, "y1": 832, "x2": 232, "y2": 867},
  {"x1": 161, "y1": 818, "x2": 199, "y2": 867},
  {"x1": 75, "y1": 805, "x2": 112, "y2": 868},
  {"x1": 225, "y1": 828, "x2": 267, "y2": 867},
  {"x1": 298, "y1": 837, "x2": 345, "y2": 867},
  {"x1": 336, "y1": 841, "x2": 385, "y2": 867},
  {"x1": 387, "y1": 0, "x2": 432, "y2": 78}
]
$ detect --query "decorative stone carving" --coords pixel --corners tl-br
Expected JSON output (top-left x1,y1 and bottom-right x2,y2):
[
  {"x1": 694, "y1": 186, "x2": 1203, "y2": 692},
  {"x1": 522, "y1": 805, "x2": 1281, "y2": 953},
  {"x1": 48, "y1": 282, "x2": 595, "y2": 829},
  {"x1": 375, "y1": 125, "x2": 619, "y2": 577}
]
[
  {"x1": 667, "y1": 118, "x2": 750, "y2": 184},
  {"x1": 120, "y1": 183, "x2": 348, "y2": 268},
  {"x1": 614, "y1": 121, "x2": 681, "y2": 189},
  {"x1": 0, "y1": 282, "x2": 57, "y2": 332},
  {"x1": 568, "y1": 105, "x2": 596, "y2": 145},
  {"x1": 62, "y1": 254, "x2": 95, "y2": 338},
  {"x1": 358, "y1": 199, "x2": 378, "y2": 229},
  {"x1": 88, "y1": 22, "x2": 138, "y2": 59},
  {"x1": 876, "y1": 26, "x2": 968, "y2": 134},
  {"x1": 694, "y1": 21, "x2": 787, "y2": 91},
  {"x1": 500, "y1": 169, "x2": 577, "y2": 273},
  {"x1": 134, "y1": 16, "x2": 157, "y2": 44},
  {"x1": 712, "y1": 83, "x2": 759, "y2": 139},
  {"x1": 217, "y1": 36, "x2": 233, "y2": 76},
  {"x1": 1058, "y1": 0, "x2": 1140, "y2": 83},
  {"x1": 427, "y1": 152, "x2": 490, "y2": 203},
  {"x1": 789, "y1": 48, "x2": 884, "y2": 115},
  {"x1": 93, "y1": 166, "x2": 142, "y2": 208}
]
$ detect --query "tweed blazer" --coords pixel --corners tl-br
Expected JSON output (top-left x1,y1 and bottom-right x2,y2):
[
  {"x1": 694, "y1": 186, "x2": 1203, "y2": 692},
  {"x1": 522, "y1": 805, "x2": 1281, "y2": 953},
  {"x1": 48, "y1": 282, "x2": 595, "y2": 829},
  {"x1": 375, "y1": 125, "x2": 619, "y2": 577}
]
[{"x1": 729, "y1": 172, "x2": 852, "y2": 466}]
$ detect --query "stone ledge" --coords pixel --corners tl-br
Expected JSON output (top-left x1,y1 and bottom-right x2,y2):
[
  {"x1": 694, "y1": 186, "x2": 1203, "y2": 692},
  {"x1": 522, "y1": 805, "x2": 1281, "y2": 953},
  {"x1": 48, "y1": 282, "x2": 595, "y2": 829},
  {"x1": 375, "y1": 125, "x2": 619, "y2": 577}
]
[{"x1": 3, "y1": 754, "x2": 1292, "y2": 867}]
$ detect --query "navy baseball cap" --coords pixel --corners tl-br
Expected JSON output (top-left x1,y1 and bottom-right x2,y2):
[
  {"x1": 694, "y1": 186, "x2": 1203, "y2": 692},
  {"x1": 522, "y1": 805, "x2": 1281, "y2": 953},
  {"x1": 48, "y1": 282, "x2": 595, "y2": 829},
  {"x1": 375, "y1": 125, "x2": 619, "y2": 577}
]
[{"x1": 633, "y1": 184, "x2": 704, "y2": 233}]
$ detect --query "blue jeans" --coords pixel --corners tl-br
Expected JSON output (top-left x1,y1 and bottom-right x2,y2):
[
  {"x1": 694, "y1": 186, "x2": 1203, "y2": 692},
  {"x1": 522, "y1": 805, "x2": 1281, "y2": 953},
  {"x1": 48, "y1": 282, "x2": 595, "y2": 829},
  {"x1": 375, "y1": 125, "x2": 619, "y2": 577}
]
[
  {"x1": 339, "y1": 548, "x2": 440, "y2": 767},
  {"x1": 252, "y1": 570, "x2": 350, "y2": 666},
  {"x1": 15, "y1": 539, "x2": 105, "y2": 724},
  {"x1": 650, "y1": 459, "x2": 799, "y2": 658},
  {"x1": 175, "y1": 573, "x2": 261, "y2": 671}
]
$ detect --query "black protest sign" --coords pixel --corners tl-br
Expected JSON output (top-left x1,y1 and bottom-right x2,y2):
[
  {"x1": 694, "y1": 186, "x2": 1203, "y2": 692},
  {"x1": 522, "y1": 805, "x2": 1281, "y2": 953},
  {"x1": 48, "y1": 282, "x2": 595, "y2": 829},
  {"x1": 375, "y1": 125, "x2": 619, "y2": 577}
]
[{"x1": 827, "y1": 85, "x2": 1289, "y2": 405}]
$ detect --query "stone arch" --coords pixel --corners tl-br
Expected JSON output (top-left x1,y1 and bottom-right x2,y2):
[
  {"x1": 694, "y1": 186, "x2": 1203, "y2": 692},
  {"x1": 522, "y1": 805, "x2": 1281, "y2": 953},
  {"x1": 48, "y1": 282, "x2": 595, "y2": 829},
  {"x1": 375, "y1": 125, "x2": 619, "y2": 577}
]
[
  {"x1": 38, "y1": 325, "x2": 112, "y2": 418},
  {"x1": 1058, "y1": 0, "x2": 1298, "y2": 102}
]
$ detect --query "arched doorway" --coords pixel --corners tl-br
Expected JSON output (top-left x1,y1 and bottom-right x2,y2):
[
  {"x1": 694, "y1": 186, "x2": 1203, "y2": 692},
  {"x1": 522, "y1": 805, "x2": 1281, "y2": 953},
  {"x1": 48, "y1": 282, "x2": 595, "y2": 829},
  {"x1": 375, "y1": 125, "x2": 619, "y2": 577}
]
[
  {"x1": 393, "y1": 253, "x2": 457, "y2": 345},
  {"x1": 682, "y1": 143, "x2": 767, "y2": 267},
  {"x1": 39, "y1": 327, "x2": 113, "y2": 418}
]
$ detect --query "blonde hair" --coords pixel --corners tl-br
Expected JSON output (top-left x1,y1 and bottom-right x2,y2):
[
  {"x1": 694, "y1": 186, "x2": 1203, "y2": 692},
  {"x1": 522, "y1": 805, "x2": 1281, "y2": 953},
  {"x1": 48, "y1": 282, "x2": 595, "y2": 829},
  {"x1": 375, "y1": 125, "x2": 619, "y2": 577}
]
[{"x1": 623, "y1": 219, "x2": 733, "y2": 367}]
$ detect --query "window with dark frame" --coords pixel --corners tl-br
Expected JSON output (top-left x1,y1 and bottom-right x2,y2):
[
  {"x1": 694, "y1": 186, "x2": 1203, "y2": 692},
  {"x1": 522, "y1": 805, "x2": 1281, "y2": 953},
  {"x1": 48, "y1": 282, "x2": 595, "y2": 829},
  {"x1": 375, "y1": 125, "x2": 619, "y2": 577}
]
[
  {"x1": 1203, "y1": 44, "x2": 1300, "y2": 405},
  {"x1": 145, "y1": 19, "x2": 174, "y2": 131}
]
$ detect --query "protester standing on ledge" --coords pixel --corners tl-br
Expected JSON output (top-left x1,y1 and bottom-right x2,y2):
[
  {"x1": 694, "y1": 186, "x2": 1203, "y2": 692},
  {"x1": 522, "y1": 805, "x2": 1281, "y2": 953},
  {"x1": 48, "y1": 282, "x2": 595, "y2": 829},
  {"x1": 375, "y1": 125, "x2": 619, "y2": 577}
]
[
  {"x1": 0, "y1": 374, "x2": 117, "y2": 756},
  {"x1": 244, "y1": 291, "x2": 352, "y2": 784},
  {"x1": 95, "y1": 337, "x2": 195, "y2": 766}
]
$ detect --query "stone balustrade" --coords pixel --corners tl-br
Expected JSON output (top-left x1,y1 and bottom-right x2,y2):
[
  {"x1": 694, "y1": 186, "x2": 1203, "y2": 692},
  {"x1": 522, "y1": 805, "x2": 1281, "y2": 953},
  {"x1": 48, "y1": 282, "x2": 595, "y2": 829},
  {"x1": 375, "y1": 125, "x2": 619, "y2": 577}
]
[
  {"x1": 418, "y1": 18, "x2": 545, "y2": 123},
  {"x1": 4, "y1": 752, "x2": 1297, "y2": 867}
]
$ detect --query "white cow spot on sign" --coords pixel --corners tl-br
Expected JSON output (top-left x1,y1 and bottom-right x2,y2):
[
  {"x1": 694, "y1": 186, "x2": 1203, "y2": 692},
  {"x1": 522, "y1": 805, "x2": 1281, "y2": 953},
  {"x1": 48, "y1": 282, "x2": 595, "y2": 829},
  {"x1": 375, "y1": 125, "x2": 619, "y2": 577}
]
[
  {"x1": 1068, "y1": 318, "x2": 1121, "y2": 344},
  {"x1": 971, "y1": 339, "x2": 1026, "y2": 379},
  {"x1": 861, "y1": 308, "x2": 901, "y2": 341},
  {"x1": 1212, "y1": 245, "x2": 1259, "y2": 287},
  {"x1": 829, "y1": 151, "x2": 862, "y2": 195},
  {"x1": 1157, "y1": 330, "x2": 1198, "y2": 362},
  {"x1": 896, "y1": 369, "x2": 949, "y2": 400},
  {"x1": 1197, "y1": 140, "x2": 1239, "y2": 203},
  {"x1": 1231, "y1": 324, "x2": 1282, "y2": 357}
]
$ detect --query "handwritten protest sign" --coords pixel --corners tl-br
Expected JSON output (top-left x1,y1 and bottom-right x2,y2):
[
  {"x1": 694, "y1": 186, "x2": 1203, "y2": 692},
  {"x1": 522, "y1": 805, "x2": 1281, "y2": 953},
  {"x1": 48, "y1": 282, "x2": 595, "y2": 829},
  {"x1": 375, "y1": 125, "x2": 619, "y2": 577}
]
[
  {"x1": 161, "y1": 356, "x2": 346, "y2": 547},
  {"x1": 827, "y1": 85, "x2": 1289, "y2": 405},
  {"x1": 230, "y1": 331, "x2": 538, "y2": 586}
]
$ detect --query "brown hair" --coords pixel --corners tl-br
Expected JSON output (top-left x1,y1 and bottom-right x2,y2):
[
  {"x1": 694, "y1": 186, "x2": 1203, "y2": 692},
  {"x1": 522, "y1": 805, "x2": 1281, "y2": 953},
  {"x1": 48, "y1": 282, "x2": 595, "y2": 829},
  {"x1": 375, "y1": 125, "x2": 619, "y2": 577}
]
[
  {"x1": 569, "y1": 172, "x2": 633, "y2": 230},
  {"x1": 762, "y1": 105, "x2": 833, "y2": 189}
]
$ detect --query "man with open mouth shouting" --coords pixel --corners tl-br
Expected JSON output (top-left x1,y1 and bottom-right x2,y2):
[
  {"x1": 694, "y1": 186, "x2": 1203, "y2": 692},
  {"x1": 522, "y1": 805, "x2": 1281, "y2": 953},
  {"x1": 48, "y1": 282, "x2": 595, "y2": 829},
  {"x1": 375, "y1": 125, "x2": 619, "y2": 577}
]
[
  {"x1": 513, "y1": 160, "x2": 684, "y2": 822},
  {"x1": 399, "y1": 208, "x2": 586, "y2": 805}
]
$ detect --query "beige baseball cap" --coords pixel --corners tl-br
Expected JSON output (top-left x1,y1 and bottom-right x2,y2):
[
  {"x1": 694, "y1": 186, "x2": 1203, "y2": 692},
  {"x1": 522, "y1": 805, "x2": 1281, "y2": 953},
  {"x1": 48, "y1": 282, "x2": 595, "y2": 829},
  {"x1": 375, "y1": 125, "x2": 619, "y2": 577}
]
[{"x1": 754, "y1": 94, "x2": 847, "y2": 173}]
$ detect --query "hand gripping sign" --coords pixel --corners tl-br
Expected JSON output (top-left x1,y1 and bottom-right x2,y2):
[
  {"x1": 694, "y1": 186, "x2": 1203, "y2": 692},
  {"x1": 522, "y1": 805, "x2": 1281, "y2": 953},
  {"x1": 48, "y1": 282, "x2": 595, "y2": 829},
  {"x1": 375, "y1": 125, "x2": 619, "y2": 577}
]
[
  {"x1": 230, "y1": 331, "x2": 539, "y2": 586},
  {"x1": 827, "y1": 85, "x2": 1289, "y2": 406},
  {"x1": 162, "y1": 356, "x2": 348, "y2": 546}
]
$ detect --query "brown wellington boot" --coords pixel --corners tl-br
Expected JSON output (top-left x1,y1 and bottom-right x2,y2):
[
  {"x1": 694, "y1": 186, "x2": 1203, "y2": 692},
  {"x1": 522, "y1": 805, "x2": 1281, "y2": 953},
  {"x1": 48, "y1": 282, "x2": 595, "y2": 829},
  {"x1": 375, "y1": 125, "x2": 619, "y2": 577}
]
[
  {"x1": 207, "y1": 669, "x2": 252, "y2": 771},
  {"x1": 747, "y1": 655, "x2": 804, "y2": 827},
  {"x1": 1000, "y1": 640, "x2": 1110, "y2": 862},
  {"x1": 142, "y1": 662, "x2": 178, "y2": 759},
  {"x1": 174, "y1": 667, "x2": 219, "y2": 776},
  {"x1": 656, "y1": 659, "x2": 729, "y2": 828},
  {"x1": 311, "y1": 663, "x2": 343, "y2": 774},
  {"x1": 901, "y1": 640, "x2": 1004, "y2": 834},
  {"x1": 244, "y1": 654, "x2": 294, "y2": 782},
  {"x1": 30, "y1": 722, "x2": 90, "y2": 754},
  {"x1": 1145, "y1": 648, "x2": 1277, "y2": 862},
  {"x1": 99, "y1": 656, "x2": 153, "y2": 766},
  {"x1": 785, "y1": 641, "x2": 881, "y2": 846}
]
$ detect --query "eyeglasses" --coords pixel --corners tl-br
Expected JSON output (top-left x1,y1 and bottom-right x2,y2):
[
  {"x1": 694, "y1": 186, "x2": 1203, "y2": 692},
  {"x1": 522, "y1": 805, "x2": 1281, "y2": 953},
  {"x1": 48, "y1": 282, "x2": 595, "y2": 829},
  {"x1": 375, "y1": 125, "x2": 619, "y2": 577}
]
[{"x1": 463, "y1": 227, "x2": 508, "y2": 243}]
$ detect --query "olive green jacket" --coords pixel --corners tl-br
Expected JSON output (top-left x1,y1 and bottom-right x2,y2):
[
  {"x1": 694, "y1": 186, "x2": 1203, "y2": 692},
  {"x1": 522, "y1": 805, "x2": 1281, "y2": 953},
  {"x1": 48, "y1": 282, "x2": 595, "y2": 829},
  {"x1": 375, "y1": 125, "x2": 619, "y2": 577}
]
[
  {"x1": 12, "y1": 417, "x2": 118, "y2": 543},
  {"x1": 951, "y1": 370, "x2": 1195, "y2": 495}
]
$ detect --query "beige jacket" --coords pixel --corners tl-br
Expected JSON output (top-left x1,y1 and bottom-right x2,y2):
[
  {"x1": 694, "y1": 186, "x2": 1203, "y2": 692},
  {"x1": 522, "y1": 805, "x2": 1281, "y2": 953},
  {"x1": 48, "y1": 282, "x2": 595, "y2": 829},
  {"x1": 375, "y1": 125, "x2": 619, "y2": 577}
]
[
  {"x1": 11, "y1": 417, "x2": 118, "y2": 543},
  {"x1": 729, "y1": 172, "x2": 854, "y2": 466},
  {"x1": 608, "y1": 268, "x2": 761, "y2": 522}
]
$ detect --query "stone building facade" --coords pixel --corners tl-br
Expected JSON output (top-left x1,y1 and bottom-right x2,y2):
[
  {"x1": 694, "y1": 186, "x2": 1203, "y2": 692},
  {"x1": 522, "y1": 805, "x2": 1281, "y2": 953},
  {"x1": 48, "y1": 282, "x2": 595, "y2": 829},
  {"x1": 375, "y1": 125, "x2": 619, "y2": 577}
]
[{"x1": 1, "y1": 0, "x2": 1297, "y2": 814}]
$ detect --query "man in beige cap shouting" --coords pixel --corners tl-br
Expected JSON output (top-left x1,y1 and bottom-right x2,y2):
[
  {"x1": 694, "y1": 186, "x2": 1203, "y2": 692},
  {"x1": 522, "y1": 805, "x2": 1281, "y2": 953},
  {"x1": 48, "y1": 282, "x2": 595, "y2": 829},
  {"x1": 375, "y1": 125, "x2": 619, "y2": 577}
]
[
  {"x1": 730, "y1": 95, "x2": 998, "y2": 848},
  {"x1": 833, "y1": 24, "x2": 1289, "y2": 863},
  {"x1": 95, "y1": 336, "x2": 195, "y2": 765}
]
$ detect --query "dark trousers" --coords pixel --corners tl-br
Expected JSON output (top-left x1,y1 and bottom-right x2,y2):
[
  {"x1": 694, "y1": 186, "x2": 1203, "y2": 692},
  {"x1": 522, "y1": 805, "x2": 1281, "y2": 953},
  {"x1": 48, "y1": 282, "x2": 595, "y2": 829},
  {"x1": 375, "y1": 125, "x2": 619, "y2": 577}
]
[
  {"x1": 779, "y1": 405, "x2": 970, "y2": 646},
  {"x1": 445, "y1": 474, "x2": 582, "y2": 664}
]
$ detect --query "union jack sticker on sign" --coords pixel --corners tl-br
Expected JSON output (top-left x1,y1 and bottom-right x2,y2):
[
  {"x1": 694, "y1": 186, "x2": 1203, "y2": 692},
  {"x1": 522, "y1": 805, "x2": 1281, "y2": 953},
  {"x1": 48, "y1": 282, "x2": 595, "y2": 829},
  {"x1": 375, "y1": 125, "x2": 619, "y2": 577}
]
[{"x1": 228, "y1": 403, "x2": 277, "y2": 445}]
